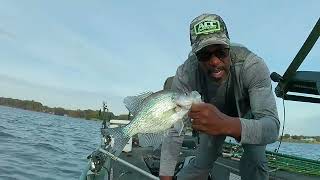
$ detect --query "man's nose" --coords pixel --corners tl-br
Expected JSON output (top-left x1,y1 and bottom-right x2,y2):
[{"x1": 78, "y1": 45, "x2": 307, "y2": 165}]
[{"x1": 208, "y1": 55, "x2": 221, "y2": 66}]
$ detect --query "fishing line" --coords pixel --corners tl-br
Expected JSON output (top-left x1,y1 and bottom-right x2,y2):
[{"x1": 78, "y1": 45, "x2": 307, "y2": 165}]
[
  {"x1": 275, "y1": 93, "x2": 286, "y2": 153},
  {"x1": 272, "y1": 93, "x2": 287, "y2": 178}
]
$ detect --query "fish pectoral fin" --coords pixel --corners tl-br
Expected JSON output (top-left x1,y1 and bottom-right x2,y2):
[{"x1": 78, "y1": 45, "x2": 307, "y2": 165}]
[{"x1": 173, "y1": 120, "x2": 184, "y2": 136}]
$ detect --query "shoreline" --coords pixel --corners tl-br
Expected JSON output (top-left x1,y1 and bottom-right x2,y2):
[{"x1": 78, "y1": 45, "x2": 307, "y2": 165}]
[{"x1": 279, "y1": 139, "x2": 320, "y2": 144}]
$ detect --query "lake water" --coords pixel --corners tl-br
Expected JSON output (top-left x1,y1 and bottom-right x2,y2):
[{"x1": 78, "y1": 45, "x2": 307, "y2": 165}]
[{"x1": 0, "y1": 106, "x2": 319, "y2": 180}]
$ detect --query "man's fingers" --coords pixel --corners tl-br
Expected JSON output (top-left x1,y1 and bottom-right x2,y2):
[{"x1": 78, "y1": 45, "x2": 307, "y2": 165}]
[
  {"x1": 191, "y1": 118, "x2": 201, "y2": 125},
  {"x1": 192, "y1": 124, "x2": 206, "y2": 132},
  {"x1": 190, "y1": 102, "x2": 206, "y2": 112},
  {"x1": 191, "y1": 116, "x2": 209, "y2": 127},
  {"x1": 188, "y1": 111, "x2": 200, "y2": 119}
]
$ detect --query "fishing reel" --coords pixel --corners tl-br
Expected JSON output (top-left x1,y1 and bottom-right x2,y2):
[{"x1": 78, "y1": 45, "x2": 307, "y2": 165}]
[
  {"x1": 101, "y1": 134, "x2": 112, "y2": 149},
  {"x1": 87, "y1": 150, "x2": 107, "y2": 174},
  {"x1": 86, "y1": 134, "x2": 112, "y2": 174}
]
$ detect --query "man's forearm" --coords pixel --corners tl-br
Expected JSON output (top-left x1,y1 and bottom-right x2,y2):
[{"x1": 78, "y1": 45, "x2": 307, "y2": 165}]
[
  {"x1": 239, "y1": 116, "x2": 279, "y2": 145},
  {"x1": 159, "y1": 128, "x2": 184, "y2": 176},
  {"x1": 223, "y1": 116, "x2": 242, "y2": 141}
]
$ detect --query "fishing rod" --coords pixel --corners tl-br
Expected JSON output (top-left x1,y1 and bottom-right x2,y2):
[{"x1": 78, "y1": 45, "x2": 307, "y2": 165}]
[
  {"x1": 98, "y1": 148, "x2": 159, "y2": 180},
  {"x1": 81, "y1": 134, "x2": 159, "y2": 180},
  {"x1": 80, "y1": 102, "x2": 159, "y2": 180}
]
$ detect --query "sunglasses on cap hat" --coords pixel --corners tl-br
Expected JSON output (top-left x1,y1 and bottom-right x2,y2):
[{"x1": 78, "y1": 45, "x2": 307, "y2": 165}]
[{"x1": 196, "y1": 48, "x2": 230, "y2": 62}]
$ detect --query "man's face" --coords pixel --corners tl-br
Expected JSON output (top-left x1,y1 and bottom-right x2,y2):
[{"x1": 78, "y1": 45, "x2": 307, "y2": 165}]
[{"x1": 196, "y1": 44, "x2": 231, "y2": 83}]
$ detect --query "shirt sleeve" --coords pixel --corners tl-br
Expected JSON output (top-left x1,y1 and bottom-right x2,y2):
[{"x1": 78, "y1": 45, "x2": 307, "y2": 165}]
[
  {"x1": 159, "y1": 128, "x2": 184, "y2": 176},
  {"x1": 239, "y1": 54, "x2": 280, "y2": 145}
]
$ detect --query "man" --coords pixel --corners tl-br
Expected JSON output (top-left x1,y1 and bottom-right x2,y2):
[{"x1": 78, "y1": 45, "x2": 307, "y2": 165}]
[{"x1": 159, "y1": 13, "x2": 279, "y2": 180}]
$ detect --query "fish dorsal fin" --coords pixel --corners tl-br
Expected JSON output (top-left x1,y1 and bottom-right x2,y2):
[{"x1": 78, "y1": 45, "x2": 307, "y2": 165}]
[{"x1": 123, "y1": 91, "x2": 153, "y2": 116}]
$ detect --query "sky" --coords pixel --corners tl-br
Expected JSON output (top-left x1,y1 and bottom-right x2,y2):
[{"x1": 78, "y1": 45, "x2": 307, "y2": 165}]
[{"x1": 0, "y1": 1, "x2": 319, "y2": 136}]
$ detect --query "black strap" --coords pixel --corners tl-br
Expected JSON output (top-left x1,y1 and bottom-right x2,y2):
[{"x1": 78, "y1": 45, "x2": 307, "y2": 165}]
[
  {"x1": 197, "y1": 64, "x2": 239, "y2": 117},
  {"x1": 197, "y1": 63, "x2": 210, "y2": 103},
  {"x1": 225, "y1": 69, "x2": 239, "y2": 117}
]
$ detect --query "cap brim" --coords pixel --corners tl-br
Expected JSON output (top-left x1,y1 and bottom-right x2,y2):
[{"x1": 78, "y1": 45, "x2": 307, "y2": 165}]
[{"x1": 192, "y1": 38, "x2": 230, "y2": 53}]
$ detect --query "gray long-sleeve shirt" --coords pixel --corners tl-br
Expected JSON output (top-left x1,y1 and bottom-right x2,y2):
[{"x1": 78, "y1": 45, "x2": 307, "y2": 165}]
[{"x1": 159, "y1": 43, "x2": 280, "y2": 176}]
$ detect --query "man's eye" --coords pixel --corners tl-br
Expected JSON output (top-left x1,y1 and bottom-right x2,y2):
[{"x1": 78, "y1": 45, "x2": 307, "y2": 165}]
[
  {"x1": 198, "y1": 53, "x2": 209, "y2": 59},
  {"x1": 215, "y1": 50, "x2": 225, "y2": 58},
  {"x1": 215, "y1": 50, "x2": 226, "y2": 58}
]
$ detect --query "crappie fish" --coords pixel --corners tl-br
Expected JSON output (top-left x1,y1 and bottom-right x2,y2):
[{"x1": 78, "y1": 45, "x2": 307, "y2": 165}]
[{"x1": 101, "y1": 90, "x2": 202, "y2": 156}]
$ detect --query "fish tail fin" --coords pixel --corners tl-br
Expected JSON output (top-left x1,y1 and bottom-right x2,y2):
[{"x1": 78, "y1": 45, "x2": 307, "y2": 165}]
[{"x1": 102, "y1": 127, "x2": 131, "y2": 156}]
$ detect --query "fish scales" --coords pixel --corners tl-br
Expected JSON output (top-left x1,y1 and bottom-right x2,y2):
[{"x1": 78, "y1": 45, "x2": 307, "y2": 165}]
[
  {"x1": 101, "y1": 90, "x2": 202, "y2": 156},
  {"x1": 128, "y1": 92, "x2": 178, "y2": 135}
]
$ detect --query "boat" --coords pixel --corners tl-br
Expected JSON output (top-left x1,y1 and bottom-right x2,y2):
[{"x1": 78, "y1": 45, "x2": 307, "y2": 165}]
[{"x1": 80, "y1": 18, "x2": 320, "y2": 180}]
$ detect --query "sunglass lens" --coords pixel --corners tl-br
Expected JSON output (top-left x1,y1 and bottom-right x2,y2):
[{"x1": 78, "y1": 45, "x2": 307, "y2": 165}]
[
  {"x1": 196, "y1": 48, "x2": 229, "y2": 61},
  {"x1": 215, "y1": 49, "x2": 229, "y2": 59}
]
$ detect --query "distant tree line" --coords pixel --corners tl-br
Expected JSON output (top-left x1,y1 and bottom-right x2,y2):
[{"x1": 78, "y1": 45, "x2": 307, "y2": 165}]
[
  {"x1": 280, "y1": 133, "x2": 320, "y2": 143},
  {"x1": 0, "y1": 97, "x2": 130, "y2": 121}
]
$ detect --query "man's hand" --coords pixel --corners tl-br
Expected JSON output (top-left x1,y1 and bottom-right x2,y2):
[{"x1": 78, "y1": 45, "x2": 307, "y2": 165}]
[
  {"x1": 189, "y1": 103, "x2": 241, "y2": 140},
  {"x1": 159, "y1": 176, "x2": 172, "y2": 180}
]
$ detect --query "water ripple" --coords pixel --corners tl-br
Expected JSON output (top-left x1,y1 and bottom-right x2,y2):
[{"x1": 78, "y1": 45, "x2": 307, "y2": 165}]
[
  {"x1": 0, "y1": 106, "x2": 101, "y2": 180},
  {"x1": 1, "y1": 106, "x2": 318, "y2": 179},
  {"x1": 0, "y1": 131, "x2": 15, "y2": 138}
]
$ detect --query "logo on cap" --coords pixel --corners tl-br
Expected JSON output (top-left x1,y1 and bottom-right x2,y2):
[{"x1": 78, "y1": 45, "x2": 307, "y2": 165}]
[{"x1": 194, "y1": 20, "x2": 221, "y2": 35}]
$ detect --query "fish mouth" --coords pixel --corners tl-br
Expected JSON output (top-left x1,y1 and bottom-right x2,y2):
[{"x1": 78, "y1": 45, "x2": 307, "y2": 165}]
[{"x1": 175, "y1": 91, "x2": 202, "y2": 110}]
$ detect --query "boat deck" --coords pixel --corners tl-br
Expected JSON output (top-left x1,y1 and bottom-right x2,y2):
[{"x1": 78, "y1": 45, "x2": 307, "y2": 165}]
[{"x1": 110, "y1": 140, "x2": 320, "y2": 180}]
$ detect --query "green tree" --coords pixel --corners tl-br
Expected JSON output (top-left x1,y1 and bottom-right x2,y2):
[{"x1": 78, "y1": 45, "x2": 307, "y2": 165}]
[
  {"x1": 117, "y1": 114, "x2": 130, "y2": 120},
  {"x1": 283, "y1": 134, "x2": 290, "y2": 139},
  {"x1": 0, "y1": 97, "x2": 119, "y2": 121},
  {"x1": 291, "y1": 135, "x2": 301, "y2": 140}
]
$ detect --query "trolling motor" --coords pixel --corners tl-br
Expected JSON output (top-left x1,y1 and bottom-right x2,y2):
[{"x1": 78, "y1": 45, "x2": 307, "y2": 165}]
[
  {"x1": 80, "y1": 102, "x2": 114, "y2": 180},
  {"x1": 101, "y1": 101, "x2": 109, "y2": 129},
  {"x1": 86, "y1": 101, "x2": 112, "y2": 174}
]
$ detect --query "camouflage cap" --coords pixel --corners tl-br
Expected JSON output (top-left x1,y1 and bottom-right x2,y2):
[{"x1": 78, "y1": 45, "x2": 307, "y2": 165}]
[{"x1": 190, "y1": 13, "x2": 230, "y2": 53}]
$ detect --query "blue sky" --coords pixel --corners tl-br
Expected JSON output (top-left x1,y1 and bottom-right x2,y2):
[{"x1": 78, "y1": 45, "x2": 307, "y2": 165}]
[{"x1": 0, "y1": 1, "x2": 319, "y2": 135}]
